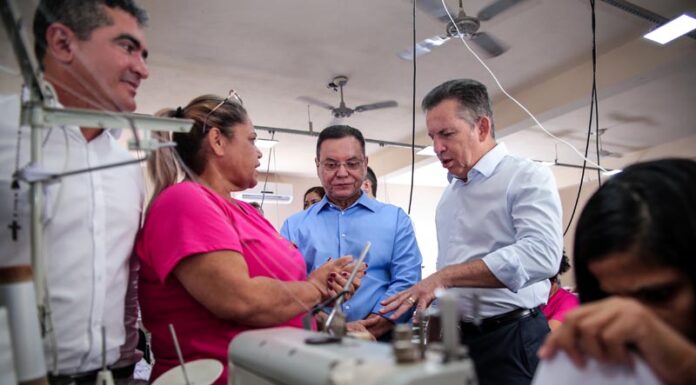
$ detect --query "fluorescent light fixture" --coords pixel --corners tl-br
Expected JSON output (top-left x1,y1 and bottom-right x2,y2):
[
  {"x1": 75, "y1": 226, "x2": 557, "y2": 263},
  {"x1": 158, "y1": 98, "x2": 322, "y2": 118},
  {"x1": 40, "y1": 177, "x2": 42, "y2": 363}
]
[
  {"x1": 644, "y1": 14, "x2": 696, "y2": 44},
  {"x1": 416, "y1": 146, "x2": 436, "y2": 156},
  {"x1": 602, "y1": 169, "x2": 623, "y2": 177},
  {"x1": 256, "y1": 138, "x2": 279, "y2": 149}
]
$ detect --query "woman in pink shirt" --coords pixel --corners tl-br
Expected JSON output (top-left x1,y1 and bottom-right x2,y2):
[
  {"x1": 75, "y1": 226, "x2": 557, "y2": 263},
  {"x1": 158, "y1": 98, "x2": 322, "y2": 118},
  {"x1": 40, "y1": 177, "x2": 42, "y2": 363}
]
[
  {"x1": 540, "y1": 253, "x2": 579, "y2": 330},
  {"x1": 136, "y1": 93, "x2": 361, "y2": 384}
]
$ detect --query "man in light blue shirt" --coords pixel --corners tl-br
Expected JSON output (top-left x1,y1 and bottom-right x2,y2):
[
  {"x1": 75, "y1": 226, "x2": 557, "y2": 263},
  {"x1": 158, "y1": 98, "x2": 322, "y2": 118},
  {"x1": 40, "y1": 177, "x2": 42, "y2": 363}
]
[
  {"x1": 382, "y1": 79, "x2": 562, "y2": 385},
  {"x1": 281, "y1": 125, "x2": 422, "y2": 340}
]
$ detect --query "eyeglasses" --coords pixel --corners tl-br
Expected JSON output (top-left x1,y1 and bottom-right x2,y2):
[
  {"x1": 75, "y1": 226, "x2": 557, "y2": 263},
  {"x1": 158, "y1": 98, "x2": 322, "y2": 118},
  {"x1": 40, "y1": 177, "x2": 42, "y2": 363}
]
[
  {"x1": 319, "y1": 159, "x2": 364, "y2": 172},
  {"x1": 202, "y1": 88, "x2": 245, "y2": 134}
]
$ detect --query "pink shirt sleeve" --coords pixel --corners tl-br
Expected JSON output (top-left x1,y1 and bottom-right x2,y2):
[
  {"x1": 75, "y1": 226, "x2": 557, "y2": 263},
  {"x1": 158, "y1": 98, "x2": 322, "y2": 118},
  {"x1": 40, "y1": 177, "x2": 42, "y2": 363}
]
[
  {"x1": 548, "y1": 288, "x2": 580, "y2": 321},
  {"x1": 140, "y1": 183, "x2": 243, "y2": 283}
]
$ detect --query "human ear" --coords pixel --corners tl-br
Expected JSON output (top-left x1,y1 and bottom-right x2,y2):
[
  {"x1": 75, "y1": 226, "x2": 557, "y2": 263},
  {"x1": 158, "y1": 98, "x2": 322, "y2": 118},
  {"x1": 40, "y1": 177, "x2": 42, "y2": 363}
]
[
  {"x1": 44, "y1": 23, "x2": 76, "y2": 64},
  {"x1": 207, "y1": 127, "x2": 226, "y2": 156},
  {"x1": 477, "y1": 116, "x2": 492, "y2": 141}
]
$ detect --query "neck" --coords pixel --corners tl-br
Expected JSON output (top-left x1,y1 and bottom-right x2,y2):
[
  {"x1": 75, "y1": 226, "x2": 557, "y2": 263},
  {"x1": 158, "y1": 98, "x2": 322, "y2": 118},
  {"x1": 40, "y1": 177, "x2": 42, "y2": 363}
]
[
  {"x1": 329, "y1": 192, "x2": 361, "y2": 210},
  {"x1": 198, "y1": 166, "x2": 242, "y2": 201},
  {"x1": 45, "y1": 71, "x2": 110, "y2": 141}
]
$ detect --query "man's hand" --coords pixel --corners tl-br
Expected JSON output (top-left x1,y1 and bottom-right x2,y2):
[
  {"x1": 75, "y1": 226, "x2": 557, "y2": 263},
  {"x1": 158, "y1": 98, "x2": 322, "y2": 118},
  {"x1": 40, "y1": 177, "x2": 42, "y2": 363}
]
[
  {"x1": 346, "y1": 314, "x2": 394, "y2": 339},
  {"x1": 538, "y1": 297, "x2": 696, "y2": 385},
  {"x1": 379, "y1": 272, "x2": 445, "y2": 320}
]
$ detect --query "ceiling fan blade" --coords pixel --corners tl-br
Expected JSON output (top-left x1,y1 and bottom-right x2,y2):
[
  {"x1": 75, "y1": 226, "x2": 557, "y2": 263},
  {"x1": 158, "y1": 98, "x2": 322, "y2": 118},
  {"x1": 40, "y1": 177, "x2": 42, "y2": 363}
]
[
  {"x1": 477, "y1": 0, "x2": 527, "y2": 21},
  {"x1": 471, "y1": 32, "x2": 507, "y2": 57},
  {"x1": 414, "y1": 0, "x2": 456, "y2": 23},
  {"x1": 297, "y1": 96, "x2": 335, "y2": 111},
  {"x1": 397, "y1": 34, "x2": 451, "y2": 60},
  {"x1": 354, "y1": 100, "x2": 398, "y2": 112}
]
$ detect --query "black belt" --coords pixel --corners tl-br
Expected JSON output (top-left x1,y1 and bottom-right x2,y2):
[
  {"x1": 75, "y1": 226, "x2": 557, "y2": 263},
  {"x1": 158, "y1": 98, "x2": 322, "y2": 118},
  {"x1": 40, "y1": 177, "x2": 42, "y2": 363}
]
[
  {"x1": 48, "y1": 363, "x2": 135, "y2": 385},
  {"x1": 459, "y1": 307, "x2": 538, "y2": 336}
]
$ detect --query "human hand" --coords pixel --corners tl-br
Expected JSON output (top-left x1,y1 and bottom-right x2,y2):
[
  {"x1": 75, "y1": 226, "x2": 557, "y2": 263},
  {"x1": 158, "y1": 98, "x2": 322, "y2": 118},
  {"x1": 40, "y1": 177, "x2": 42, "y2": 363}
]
[
  {"x1": 308, "y1": 255, "x2": 353, "y2": 301},
  {"x1": 538, "y1": 297, "x2": 696, "y2": 385},
  {"x1": 379, "y1": 272, "x2": 445, "y2": 320},
  {"x1": 346, "y1": 320, "x2": 377, "y2": 341}
]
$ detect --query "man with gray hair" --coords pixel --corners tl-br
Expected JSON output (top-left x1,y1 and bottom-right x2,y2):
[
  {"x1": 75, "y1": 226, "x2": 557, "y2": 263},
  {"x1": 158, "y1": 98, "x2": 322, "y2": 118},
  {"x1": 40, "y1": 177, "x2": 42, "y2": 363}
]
[
  {"x1": 0, "y1": 1, "x2": 150, "y2": 382},
  {"x1": 382, "y1": 79, "x2": 562, "y2": 385}
]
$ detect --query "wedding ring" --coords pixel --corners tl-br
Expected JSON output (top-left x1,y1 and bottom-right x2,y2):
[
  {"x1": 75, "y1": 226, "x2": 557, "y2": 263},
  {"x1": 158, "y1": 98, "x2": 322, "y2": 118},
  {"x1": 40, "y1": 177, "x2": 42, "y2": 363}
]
[{"x1": 407, "y1": 296, "x2": 416, "y2": 304}]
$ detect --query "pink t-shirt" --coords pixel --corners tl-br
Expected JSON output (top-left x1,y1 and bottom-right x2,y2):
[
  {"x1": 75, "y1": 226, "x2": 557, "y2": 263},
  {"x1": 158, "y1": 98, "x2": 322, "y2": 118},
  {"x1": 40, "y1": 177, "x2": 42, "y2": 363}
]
[
  {"x1": 540, "y1": 287, "x2": 579, "y2": 322},
  {"x1": 136, "y1": 182, "x2": 308, "y2": 384}
]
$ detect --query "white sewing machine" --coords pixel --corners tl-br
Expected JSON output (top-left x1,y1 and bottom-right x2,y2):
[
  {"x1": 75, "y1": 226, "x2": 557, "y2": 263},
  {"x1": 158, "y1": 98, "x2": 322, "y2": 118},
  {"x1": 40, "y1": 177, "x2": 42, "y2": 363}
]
[{"x1": 228, "y1": 291, "x2": 478, "y2": 385}]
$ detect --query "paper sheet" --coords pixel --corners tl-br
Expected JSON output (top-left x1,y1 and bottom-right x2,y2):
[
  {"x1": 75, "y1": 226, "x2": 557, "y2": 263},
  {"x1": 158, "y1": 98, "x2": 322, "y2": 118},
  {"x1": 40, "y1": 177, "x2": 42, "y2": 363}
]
[{"x1": 532, "y1": 351, "x2": 662, "y2": 385}]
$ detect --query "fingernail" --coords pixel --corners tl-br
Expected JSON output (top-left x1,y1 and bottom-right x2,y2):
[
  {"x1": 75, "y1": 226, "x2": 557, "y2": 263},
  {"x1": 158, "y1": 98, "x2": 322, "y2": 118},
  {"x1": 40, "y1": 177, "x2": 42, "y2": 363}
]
[
  {"x1": 328, "y1": 278, "x2": 334, "y2": 283},
  {"x1": 329, "y1": 272, "x2": 337, "y2": 278},
  {"x1": 341, "y1": 272, "x2": 349, "y2": 277}
]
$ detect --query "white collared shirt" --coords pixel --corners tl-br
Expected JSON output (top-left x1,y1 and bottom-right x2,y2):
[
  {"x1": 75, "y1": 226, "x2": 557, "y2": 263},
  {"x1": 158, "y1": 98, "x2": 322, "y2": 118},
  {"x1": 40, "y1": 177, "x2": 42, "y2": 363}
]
[
  {"x1": 436, "y1": 143, "x2": 563, "y2": 320},
  {"x1": 0, "y1": 93, "x2": 144, "y2": 373}
]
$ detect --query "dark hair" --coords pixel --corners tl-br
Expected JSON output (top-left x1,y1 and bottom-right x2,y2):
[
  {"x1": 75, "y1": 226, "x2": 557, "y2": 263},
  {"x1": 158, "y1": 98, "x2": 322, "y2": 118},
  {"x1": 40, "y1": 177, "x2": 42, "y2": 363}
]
[
  {"x1": 33, "y1": 0, "x2": 149, "y2": 65},
  {"x1": 573, "y1": 158, "x2": 696, "y2": 303},
  {"x1": 421, "y1": 79, "x2": 495, "y2": 138},
  {"x1": 550, "y1": 251, "x2": 571, "y2": 283},
  {"x1": 365, "y1": 166, "x2": 377, "y2": 196},
  {"x1": 148, "y1": 95, "x2": 248, "y2": 198},
  {"x1": 304, "y1": 186, "x2": 325, "y2": 200},
  {"x1": 316, "y1": 125, "x2": 366, "y2": 159}
]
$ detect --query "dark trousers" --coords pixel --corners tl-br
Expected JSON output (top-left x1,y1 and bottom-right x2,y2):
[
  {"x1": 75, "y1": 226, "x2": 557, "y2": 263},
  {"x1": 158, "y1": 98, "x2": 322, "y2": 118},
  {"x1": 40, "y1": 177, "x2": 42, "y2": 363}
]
[{"x1": 461, "y1": 310, "x2": 549, "y2": 385}]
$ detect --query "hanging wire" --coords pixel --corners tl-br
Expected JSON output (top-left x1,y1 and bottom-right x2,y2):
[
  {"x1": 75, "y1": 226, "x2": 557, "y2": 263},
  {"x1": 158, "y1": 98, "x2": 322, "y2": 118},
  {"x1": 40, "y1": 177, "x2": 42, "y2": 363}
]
[{"x1": 440, "y1": 0, "x2": 609, "y2": 173}]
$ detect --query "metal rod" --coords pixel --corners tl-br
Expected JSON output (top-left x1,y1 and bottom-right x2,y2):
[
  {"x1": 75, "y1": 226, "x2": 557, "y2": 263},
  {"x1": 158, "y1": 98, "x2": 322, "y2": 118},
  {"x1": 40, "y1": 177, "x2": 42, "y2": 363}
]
[
  {"x1": 255, "y1": 125, "x2": 429, "y2": 151},
  {"x1": 168, "y1": 324, "x2": 192, "y2": 385}
]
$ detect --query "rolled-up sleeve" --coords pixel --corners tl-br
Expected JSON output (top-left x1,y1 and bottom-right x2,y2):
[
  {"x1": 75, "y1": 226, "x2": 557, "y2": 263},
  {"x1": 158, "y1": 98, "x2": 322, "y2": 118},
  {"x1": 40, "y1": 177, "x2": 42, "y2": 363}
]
[{"x1": 482, "y1": 166, "x2": 562, "y2": 292}]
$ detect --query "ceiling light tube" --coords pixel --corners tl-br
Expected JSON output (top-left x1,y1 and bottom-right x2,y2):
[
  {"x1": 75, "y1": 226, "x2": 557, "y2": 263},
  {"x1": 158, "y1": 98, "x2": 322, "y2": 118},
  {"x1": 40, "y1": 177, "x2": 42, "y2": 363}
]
[
  {"x1": 417, "y1": 146, "x2": 436, "y2": 156},
  {"x1": 256, "y1": 138, "x2": 279, "y2": 149},
  {"x1": 644, "y1": 14, "x2": 696, "y2": 44}
]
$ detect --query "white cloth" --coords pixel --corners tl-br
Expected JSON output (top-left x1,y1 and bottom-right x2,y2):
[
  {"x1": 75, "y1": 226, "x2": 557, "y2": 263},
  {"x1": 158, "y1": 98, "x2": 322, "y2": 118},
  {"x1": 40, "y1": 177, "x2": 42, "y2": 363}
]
[
  {"x1": 0, "y1": 93, "x2": 144, "y2": 374},
  {"x1": 436, "y1": 143, "x2": 563, "y2": 320},
  {"x1": 532, "y1": 352, "x2": 662, "y2": 385}
]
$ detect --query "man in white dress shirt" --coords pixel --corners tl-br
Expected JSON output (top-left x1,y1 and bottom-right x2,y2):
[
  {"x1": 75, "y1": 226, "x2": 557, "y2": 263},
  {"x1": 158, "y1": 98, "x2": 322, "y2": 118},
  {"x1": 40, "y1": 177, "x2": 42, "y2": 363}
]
[
  {"x1": 0, "y1": 1, "x2": 150, "y2": 383},
  {"x1": 381, "y1": 79, "x2": 563, "y2": 385}
]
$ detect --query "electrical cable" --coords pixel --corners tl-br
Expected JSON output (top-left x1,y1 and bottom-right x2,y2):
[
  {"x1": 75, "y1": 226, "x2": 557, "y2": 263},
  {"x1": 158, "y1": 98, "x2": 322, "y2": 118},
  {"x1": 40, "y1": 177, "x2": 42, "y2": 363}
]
[
  {"x1": 407, "y1": 0, "x2": 417, "y2": 215},
  {"x1": 440, "y1": 0, "x2": 609, "y2": 173},
  {"x1": 562, "y1": 0, "x2": 601, "y2": 236}
]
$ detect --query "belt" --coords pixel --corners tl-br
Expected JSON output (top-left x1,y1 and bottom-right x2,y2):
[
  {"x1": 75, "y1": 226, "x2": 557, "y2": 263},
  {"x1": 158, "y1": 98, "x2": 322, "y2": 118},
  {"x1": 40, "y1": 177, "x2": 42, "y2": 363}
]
[
  {"x1": 48, "y1": 363, "x2": 135, "y2": 385},
  {"x1": 459, "y1": 308, "x2": 537, "y2": 336}
]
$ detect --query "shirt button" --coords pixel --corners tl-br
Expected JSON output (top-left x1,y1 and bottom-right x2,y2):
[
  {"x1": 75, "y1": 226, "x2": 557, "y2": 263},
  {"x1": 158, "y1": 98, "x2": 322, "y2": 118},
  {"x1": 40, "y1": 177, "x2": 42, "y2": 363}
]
[{"x1": 341, "y1": 233, "x2": 345, "y2": 237}]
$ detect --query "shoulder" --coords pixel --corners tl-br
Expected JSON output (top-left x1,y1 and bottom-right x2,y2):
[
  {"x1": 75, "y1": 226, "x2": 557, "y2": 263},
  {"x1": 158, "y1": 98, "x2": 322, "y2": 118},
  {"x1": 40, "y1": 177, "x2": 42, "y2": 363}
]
[
  {"x1": 153, "y1": 182, "x2": 219, "y2": 211},
  {"x1": 498, "y1": 154, "x2": 555, "y2": 186}
]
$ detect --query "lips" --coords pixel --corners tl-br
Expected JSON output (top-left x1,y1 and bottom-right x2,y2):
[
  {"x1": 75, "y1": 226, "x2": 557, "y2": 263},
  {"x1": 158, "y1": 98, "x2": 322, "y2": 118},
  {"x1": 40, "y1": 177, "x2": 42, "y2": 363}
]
[{"x1": 122, "y1": 77, "x2": 140, "y2": 95}]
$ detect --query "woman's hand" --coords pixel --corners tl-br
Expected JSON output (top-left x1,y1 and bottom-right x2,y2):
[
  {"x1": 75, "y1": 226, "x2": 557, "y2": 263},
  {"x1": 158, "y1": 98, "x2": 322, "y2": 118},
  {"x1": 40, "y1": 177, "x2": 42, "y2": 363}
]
[
  {"x1": 307, "y1": 256, "x2": 353, "y2": 301},
  {"x1": 538, "y1": 297, "x2": 696, "y2": 385}
]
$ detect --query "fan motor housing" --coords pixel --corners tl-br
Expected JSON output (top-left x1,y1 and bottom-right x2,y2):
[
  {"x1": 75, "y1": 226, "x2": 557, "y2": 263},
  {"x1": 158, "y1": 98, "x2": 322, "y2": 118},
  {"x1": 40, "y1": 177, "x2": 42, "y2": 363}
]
[{"x1": 447, "y1": 16, "x2": 480, "y2": 37}]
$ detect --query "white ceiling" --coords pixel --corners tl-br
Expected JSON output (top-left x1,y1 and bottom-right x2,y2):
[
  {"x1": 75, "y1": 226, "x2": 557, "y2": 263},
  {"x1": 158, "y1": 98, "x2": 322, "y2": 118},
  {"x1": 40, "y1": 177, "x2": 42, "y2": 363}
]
[{"x1": 2, "y1": 0, "x2": 695, "y2": 188}]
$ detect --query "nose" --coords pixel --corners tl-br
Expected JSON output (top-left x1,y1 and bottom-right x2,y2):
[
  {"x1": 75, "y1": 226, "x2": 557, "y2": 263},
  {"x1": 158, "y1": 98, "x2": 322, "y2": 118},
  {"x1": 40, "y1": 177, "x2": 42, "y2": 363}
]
[
  {"x1": 256, "y1": 147, "x2": 262, "y2": 159},
  {"x1": 133, "y1": 55, "x2": 149, "y2": 79},
  {"x1": 433, "y1": 138, "x2": 446, "y2": 155},
  {"x1": 335, "y1": 163, "x2": 349, "y2": 176}
]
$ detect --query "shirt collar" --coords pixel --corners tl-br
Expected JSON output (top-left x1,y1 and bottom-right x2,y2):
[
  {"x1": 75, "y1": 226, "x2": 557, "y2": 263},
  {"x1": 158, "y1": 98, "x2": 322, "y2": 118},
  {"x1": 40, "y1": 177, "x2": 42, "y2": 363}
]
[
  {"x1": 470, "y1": 142, "x2": 508, "y2": 179},
  {"x1": 316, "y1": 191, "x2": 377, "y2": 213}
]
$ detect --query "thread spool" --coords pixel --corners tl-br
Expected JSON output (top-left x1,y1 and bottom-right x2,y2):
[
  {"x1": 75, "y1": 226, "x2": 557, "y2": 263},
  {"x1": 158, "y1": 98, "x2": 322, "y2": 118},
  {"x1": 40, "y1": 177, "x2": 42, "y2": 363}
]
[{"x1": 0, "y1": 266, "x2": 48, "y2": 385}]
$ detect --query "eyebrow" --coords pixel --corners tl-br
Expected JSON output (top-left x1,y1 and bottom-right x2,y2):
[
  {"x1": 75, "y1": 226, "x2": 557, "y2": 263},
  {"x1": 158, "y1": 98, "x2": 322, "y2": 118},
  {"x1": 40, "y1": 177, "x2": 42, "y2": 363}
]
[{"x1": 114, "y1": 33, "x2": 149, "y2": 59}]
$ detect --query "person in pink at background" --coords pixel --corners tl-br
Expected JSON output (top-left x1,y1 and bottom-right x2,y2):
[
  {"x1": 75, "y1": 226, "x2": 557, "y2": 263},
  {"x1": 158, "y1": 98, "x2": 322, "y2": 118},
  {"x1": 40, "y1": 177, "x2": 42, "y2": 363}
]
[{"x1": 540, "y1": 252, "x2": 579, "y2": 330}]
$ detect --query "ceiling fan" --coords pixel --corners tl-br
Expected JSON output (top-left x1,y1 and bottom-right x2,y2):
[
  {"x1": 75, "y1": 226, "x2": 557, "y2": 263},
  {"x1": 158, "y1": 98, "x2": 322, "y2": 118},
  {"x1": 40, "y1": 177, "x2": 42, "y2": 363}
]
[
  {"x1": 298, "y1": 75, "x2": 398, "y2": 119},
  {"x1": 398, "y1": 0, "x2": 527, "y2": 60}
]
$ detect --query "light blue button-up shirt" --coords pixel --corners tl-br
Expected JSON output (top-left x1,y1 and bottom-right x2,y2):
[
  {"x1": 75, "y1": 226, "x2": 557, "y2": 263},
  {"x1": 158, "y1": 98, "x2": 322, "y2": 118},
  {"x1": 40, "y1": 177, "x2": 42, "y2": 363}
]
[
  {"x1": 281, "y1": 192, "x2": 422, "y2": 323},
  {"x1": 436, "y1": 143, "x2": 563, "y2": 320}
]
